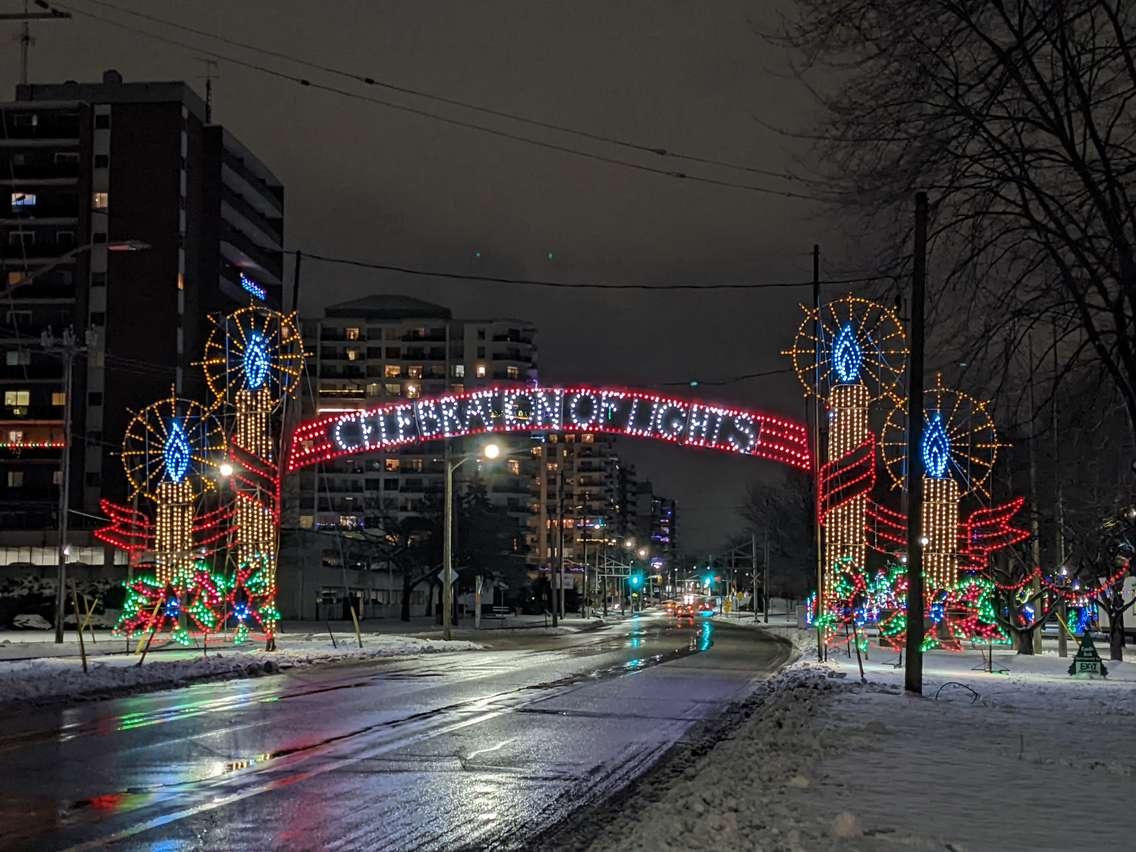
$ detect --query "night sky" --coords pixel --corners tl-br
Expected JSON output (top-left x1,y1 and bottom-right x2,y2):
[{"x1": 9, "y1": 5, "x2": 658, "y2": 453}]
[{"x1": 8, "y1": 0, "x2": 840, "y2": 554}]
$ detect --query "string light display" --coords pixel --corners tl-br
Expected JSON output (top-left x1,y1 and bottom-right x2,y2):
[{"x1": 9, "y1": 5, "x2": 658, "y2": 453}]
[
  {"x1": 882, "y1": 374, "x2": 1004, "y2": 598},
  {"x1": 202, "y1": 306, "x2": 304, "y2": 645},
  {"x1": 287, "y1": 384, "x2": 811, "y2": 473},
  {"x1": 922, "y1": 476, "x2": 960, "y2": 595},
  {"x1": 784, "y1": 294, "x2": 907, "y2": 603},
  {"x1": 0, "y1": 439, "x2": 65, "y2": 449},
  {"x1": 121, "y1": 393, "x2": 225, "y2": 586}
]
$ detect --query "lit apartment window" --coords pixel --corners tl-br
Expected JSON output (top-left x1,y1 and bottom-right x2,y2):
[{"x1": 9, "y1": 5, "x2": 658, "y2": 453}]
[
  {"x1": 384, "y1": 365, "x2": 401, "y2": 378},
  {"x1": 339, "y1": 515, "x2": 359, "y2": 529},
  {"x1": 53, "y1": 470, "x2": 63, "y2": 485},
  {"x1": 346, "y1": 348, "x2": 359, "y2": 361},
  {"x1": 384, "y1": 458, "x2": 401, "y2": 472},
  {"x1": 8, "y1": 430, "x2": 23, "y2": 442},
  {"x1": 366, "y1": 382, "x2": 381, "y2": 398},
  {"x1": 506, "y1": 365, "x2": 519, "y2": 379},
  {"x1": 507, "y1": 459, "x2": 520, "y2": 475},
  {"x1": 4, "y1": 390, "x2": 30, "y2": 407},
  {"x1": 7, "y1": 471, "x2": 23, "y2": 487},
  {"x1": 453, "y1": 364, "x2": 465, "y2": 378},
  {"x1": 407, "y1": 365, "x2": 422, "y2": 379},
  {"x1": 384, "y1": 383, "x2": 401, "y2": 397},
  {"x1": 6, "y1": 272, "x2": 23, "y2": 286},
  {"x1": 345, "y1": 327, "x2": 361, "y2": 341},
  {"x1": 451, "y1": 383, "x2": 464, "y2": 394},
  {"x1": 405, "y1": 384, "x2": 420, "y2": 399},
  {"x1": 475, "y1": 364, "x2": 486, "y2": 378},
  {"x1": 10, "y1": 192, "x2": 35, "y2": 209},
  {"x1": 92, "y1": 192, "x2": 108, "y2": 211},
  {"x1": 6, "y1": 350, "x2": 29, "y2": 366},
  {"x1": 581, "y1": 433, "x2": 595, "y2": 443}
]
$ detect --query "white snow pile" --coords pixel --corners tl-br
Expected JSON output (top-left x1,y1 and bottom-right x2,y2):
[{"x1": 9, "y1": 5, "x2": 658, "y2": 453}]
[
  {"x1": 0, "y1": 633, "x2": 481, "y2": 708},
  {"x1": 570, "y1": 633, "x2": 1136, "y2": 851}
]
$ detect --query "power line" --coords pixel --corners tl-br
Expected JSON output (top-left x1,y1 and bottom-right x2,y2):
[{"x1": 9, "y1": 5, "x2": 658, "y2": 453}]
[
  {"x1": 48, "y1": 1, "x2": 826, "y2": 202},
  {"x1": 297, "y1": 249, "x2": 897, "y2": 291},
  {"x1": 661, "y1": 368, "x2": 792, "y2": 387},
  {"x1": 70, "y1": 0, "x2": 800, "y2": 184}
]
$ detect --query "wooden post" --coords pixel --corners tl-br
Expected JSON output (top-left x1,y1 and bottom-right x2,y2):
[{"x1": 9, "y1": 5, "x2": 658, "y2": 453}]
[{"x1": 70, "y1": 582, "x2": 88, "y2": 674}]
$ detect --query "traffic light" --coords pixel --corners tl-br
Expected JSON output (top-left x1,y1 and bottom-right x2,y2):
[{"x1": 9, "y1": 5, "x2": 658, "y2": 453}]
[{"x1": 629, "y1": 571, "x2": 645, "y2": 589}]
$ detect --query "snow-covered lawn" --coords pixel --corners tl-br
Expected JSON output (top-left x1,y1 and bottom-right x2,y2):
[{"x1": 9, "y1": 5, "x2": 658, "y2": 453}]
[
  {"x1": 572, "y1": 628, "x2": 1136, "y2": 851},
  {"x1": 0, "y1": 632, "x2": 481, "y2": 709}
]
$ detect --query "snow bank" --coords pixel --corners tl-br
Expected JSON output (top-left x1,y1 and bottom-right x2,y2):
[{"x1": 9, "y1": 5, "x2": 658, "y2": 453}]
[
  {"x1": 562, "y1": 630, "x2": 1135, "y2": 851},
  {"x1": 0, "y1": 633, "x2": 480, "y2": 709}
]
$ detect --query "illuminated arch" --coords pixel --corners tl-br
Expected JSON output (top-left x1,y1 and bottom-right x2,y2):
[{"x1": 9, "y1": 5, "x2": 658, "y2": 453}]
[{"x1": 286, "y1": 385, "x2": 811, "y2": 472}]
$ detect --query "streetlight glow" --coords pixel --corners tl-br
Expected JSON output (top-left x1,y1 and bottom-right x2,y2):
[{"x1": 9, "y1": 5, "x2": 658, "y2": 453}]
[
  {"x1": 219, "y1": 461, "x2": 234, "y2": 478},
  {"x1": 482, "y1": 442, "x2": 501, "y2": 460},
  {"x1": 637, "y1": 547, "x2": 647, "y2": 558}
]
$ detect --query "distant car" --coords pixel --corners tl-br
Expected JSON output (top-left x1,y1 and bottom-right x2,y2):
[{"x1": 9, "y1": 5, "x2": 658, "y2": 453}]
[
  {"x1": 674, "y1": 604, "x2": 694, "y2": 618},
  {"x1": 697, "y1": 601, "x2": 715, "y2": 616}
]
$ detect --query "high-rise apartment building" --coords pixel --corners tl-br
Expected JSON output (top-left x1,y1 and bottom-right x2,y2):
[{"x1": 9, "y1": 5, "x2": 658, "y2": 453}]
[
  {"x1": 631, "y1": 479, "x2": 678, "y2": 565},
  {"x1": 294, "y1": 294, "x2": 538, "y2": 537},
  {"x1": 535, "y1": 433, "x2": 622, "y2": 570},
  {"x1": 0, "y1": 71, "x2": 283, "y2": 568}
]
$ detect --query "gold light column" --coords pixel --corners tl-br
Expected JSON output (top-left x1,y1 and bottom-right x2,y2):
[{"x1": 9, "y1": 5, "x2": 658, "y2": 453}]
[
  {"x1": 825, "y1": 382, "x2": 870, "y2": 600},
  {"x1": 234, "y1": 386, "x2": 276, "y2": 569},
  {"x1": 155, "y1": 479, "x2": 195, "y2": 586},
  {"x1": 921, "y1": 476, "x2": 960, "y2": 598}
]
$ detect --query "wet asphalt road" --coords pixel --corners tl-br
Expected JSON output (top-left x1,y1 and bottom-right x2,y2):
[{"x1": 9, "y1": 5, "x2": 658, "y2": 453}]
[{"x1": 0, "y1": 613, "x2": 790, "y2": 851}]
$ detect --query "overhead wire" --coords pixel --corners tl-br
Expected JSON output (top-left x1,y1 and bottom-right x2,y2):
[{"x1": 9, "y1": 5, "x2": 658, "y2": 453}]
[
  {"x1": 68, "y1": 0, "x2": 800, "y2": 184},
  {"x1": 47, "y1": 0, "x2": 827, "y2": 202},
  {"x1": 296, "y1": 249, "x2": 899, "y2": 291}
]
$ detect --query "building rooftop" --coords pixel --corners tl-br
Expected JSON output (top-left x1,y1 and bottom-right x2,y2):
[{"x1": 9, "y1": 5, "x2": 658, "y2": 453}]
[
  {"x1": 323, "y1": 294, "x2": 452, "y2": 320},
  {"x1": 16, "y1": 69, "x2": 209, "y2": 122}
]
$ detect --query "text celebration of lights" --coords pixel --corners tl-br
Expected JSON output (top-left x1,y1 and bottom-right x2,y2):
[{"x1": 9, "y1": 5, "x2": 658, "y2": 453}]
[{"x1": 287, "y1": 385, "x2": 811, "y2": 473}]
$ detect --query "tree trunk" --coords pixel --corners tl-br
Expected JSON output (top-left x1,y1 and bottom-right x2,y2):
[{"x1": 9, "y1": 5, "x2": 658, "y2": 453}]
[
  {"x1": 400, "y1": 575, "x2": 412, "y2": 622},
  {"x1": 1016, "y1": 628, "x2": 1036, "y2": 655},
  {"x1": 1109, "y1": 608, "x2": 1125, "y2": 662}
]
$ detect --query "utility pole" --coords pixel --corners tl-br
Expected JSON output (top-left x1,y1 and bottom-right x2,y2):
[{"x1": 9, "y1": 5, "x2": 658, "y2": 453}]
[
  {"x1": 42, "y1": 326, "x2": 88, "y2": 644},
  {"x1": 1053, "y1": 320, "x2": 1067, "y2": 657},
  {"x1": 553, "y1": 455, "x2": 564, "y2": 626},
  {"x1": 763, "y1": 531, "x2": 770, "y2": 624},
  {"x1": 581, "y1": 530, "x2": 589, "y2": 618},
  {"x1": 811, "y1": 244, "x2": 824, "y2": 661},
  {"x1": 1026, "y1": 331, "x2": 1044, "y2": 654},
  {"x1": 905, "y1": 193, "x2": 928, "y2": 695},
  {"x1": 1, "y1": 2, "x2": 70, "y2": 86}
]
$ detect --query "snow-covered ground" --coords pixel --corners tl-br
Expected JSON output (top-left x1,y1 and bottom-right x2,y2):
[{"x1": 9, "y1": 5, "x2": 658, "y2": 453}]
[
  {"x1": 570, "y1": 628, "x2": 1135, "y2": 851},
  {"x1": 0, "y1": 632, "x2": 480, "y2": 709}
]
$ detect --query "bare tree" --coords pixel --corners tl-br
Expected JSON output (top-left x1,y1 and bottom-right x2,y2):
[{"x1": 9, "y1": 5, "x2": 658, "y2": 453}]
[{"x1": 776, "y1": 1, "x2": 1136, "y2": 427}]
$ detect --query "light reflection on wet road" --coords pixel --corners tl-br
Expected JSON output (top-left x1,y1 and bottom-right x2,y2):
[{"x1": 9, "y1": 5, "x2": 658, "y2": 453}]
[{"x1": 0, "y1": 613, "x2": 788, "y2": 851}]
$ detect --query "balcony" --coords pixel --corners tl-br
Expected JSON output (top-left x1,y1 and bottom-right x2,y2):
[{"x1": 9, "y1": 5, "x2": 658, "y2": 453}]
[
  {"x1": 221, "y1": 187, "x2": 283, "y2": 243},
  {"x1": 400, "y1": 330, "x2": 447, "y2": 342},
  {"x1": 0, "y1": 159, "x2": 80, "y2": 184},
  {"x1": 221, "y1": 153, "x2": 283, "y2": 214},
  {"x1": 220, "y1": 226, "x2": 283, "y2": 284},
  {"x1": 491, "y1": 350, "x2": 530, "y2": 362}
]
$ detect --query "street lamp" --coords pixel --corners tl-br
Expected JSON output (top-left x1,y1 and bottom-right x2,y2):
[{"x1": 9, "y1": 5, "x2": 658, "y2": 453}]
[
  {"x1": 218, "y1": 461, "x2": 235, "y2": 478},
  {"x1": 1, "y1": 238, "x2": 150, "y2": 297},
  {"x1": 442, "y1": 440, "x2": 501, "y2": 640}
]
